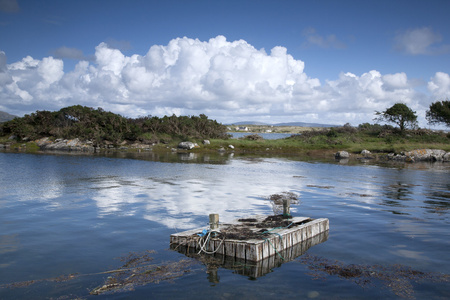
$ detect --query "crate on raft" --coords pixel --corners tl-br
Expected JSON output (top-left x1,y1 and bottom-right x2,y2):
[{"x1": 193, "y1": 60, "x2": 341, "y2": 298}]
[
  {"x1": 170, "y1": 215, "x2": 329, "y2": 262},
  {"x1": 171, "y1": 230, "x2": 328, "y2": 279}
]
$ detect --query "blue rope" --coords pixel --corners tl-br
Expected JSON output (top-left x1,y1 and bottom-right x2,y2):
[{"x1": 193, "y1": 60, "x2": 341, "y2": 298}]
[{"x1": 261, "y1": 222, "x2": 294, "y2": 261}]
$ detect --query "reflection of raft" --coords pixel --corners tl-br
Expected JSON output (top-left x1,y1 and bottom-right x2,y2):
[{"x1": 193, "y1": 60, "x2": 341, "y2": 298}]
[{"x1": 170, "y1": 215, "x2": 329, "y2": 262}]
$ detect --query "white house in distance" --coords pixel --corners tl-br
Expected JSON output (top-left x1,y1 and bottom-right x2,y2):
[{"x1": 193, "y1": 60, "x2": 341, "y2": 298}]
[{"x1": 235, "y1": 126, "x2": 249, "y2": 131}]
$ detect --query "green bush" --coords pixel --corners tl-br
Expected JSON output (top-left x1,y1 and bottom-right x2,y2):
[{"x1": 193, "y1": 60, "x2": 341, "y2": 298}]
[{"x1": 0, "y1": 106, "x2": 228, "y2": 145}]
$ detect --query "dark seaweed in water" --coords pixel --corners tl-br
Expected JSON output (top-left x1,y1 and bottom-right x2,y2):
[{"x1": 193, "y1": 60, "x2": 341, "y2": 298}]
[
  {"x1": 0, "y1": 250, "x2": 199, "y2": 296},
  {"x1": 298, "y1": 254, "x2": 450, "y2": 299}
]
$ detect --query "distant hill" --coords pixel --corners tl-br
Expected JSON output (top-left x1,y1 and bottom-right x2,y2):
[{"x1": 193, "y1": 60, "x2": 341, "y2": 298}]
[
  {"x1": 0, "y1": 111, "x2": 18, "y2": 123},
  {"x1": 274, "y1": 121, "x2": 338, "y2": 128},
  {"x1": 229, "y1": 121, "x2": 269, "y2": 126},
  {"x1": 228, "y1": 121, "x2": 339, "y2": 127}
]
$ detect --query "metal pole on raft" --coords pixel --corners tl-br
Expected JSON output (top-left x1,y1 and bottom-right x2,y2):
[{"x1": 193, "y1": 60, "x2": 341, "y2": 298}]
[
  {"x1": 209, "y1": 213, "x2": 219, "y2": 230},
  {"x1": 283, "y1": 199, "x2": 291, "y2": 217}
]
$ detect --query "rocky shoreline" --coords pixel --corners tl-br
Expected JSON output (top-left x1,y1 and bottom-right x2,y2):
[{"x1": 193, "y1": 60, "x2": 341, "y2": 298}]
[
  {"x1": 0, "y1": 137, "x2": 153, "y2": 153},
  {"x1": 1, "y1": 137, "x2": 449, "y2": 163},
  {"x1": 335, "y1": 149, "x2": 450, "y2": 162}
]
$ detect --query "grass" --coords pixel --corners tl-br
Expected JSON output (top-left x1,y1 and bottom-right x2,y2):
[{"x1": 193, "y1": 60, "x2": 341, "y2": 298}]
[{"x1": 197, "y1": 128, "x2": 450, "y2": 156}]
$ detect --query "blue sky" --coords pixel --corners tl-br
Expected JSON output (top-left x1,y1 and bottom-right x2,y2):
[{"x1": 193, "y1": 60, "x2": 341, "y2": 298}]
[{"x1": 1, "y1": 0, "x2": 450, "y2": 127}]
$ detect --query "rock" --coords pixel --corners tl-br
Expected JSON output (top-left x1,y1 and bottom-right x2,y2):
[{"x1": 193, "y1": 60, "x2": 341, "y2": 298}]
[
  {"x1": 361, "y1": 149, "x2": 371, "y2": 157},
  {"x1": 444, "y1": 152, "x2": 450, "y2": 162},
  {"x1": 0, "y1": 144, "x2": 5, "y2": 148},
  {"x1": 178, "y1": 141, "x2": 197, "y2": 150},
  {"x1": 405, "y1": 156, "x2": 415, "y2": 163},
  {"x1": 35, "y1": 137, "x2": 95, "y2": 152},
  {"x1": 36, "y1": 137, "x2": 52, "y2": 147},
  {"x1": 335, "y1": 151, "x2": 349, "y2": 159},
  {"x1": 202, "y1": 140, "x2": 210, "y2": 145},
  {"x1": 405, "y1": 149, "x2": 447, "y2": 161}
]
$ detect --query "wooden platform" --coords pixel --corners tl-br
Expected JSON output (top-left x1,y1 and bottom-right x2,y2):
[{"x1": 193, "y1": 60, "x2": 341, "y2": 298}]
[
  {"x1": 170, "y1": 215, "x2": 329, "y2": 262},
  {"x1": 171, "y1": 231, "x2": 328, "y2": 279}
]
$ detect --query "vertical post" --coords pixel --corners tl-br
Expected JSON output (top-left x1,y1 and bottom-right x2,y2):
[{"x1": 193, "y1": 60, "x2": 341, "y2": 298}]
[
  {"x1": 283, "y1": 199, "x2": 291, "y2": 217},
  {"x1": 209, "y1": 213, "x2": 219, "y2": 230}
]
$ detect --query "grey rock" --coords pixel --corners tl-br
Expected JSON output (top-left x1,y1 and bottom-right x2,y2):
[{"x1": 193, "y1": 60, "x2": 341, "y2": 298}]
[
  {"x1": 36, "y1": 137, "x2": 95, "y2": 152},
  {"x1": 335, "y1": 151, "x2": 349, "y2": 159},
  {"x1": 443, "y1": 152, "x2": 450, "y2": 162},
  {"x1": 178, "y1": 141, "x2": 197, "y2": 150},
  {"x1": 405, "y1": 149, "x2": 447, "y2": 161},
  {"x1": 361, "y1": 149, "x2": 371, "y2": 157}
]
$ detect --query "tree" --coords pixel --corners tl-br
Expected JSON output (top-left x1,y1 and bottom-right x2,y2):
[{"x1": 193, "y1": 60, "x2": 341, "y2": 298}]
[
  {"x1": 426, "y1": 100, "x2": 450, "y2": 127},
  {"x1": 375, "y1": 103, "x2": 418, "y2": 131}
]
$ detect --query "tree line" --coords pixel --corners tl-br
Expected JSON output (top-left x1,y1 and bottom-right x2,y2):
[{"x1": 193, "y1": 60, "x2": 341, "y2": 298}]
[
  {"x1": 1, "y1": 100, "x2": 448, "y2": 145},
  {"x1": 0, "y1": 105, "x2": 228, "y2": 145},
  {"x1": 375, "y1": 100, "x2": 450, "y2": 131}
]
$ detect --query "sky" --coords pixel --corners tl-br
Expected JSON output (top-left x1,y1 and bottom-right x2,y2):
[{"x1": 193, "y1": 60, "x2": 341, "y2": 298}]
[{"x1": 1, "y1": 0, "x2": 450, "y2": 127}]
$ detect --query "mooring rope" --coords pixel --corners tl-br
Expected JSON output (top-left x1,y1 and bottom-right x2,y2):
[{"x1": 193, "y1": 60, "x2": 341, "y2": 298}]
[
  {"x1": 197, "y1": 230, "x2": 225, "y2": 255},
  {"x1": 261, "y1": 222, "x2": 294, "y2": 261},
  {"x1": 196, "y1": 221, "x2": 295, "y2": 260}
]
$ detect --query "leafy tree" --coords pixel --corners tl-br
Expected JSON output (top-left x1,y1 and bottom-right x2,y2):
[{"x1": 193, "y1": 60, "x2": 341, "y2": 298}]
[
  {"x1": 426, "y1": 100, "x2": 450, "y2": 127},
  {"x1": 375, "y1": 103, "x2": 418, "y2": 131}
]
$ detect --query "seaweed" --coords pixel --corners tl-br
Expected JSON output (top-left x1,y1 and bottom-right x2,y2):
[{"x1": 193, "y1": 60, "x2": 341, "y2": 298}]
[
  {"x1": 298, "y1": 254, "x2": 450, "y2": 299},
  {"x1": 0, "y1": 250, "x2": 200, "y2": 297}
]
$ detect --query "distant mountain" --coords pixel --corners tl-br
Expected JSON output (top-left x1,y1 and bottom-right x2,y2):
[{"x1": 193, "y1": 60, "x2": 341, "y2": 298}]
[
  {"x1": 0, "y1": 111, "x2": 17, "y2": 123},
  {"x1": 227, "y1": 121, "x2": 339, "y2": 127},
  {"x1": 229, "y1": 121, "x2": 269, "y2": 126}
]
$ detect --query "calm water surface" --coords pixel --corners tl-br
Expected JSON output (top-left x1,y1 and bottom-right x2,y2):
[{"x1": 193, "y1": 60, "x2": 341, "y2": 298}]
[
  {"x1": 0, "y1": 151, "x2": 449, "y2": 299},
  {"x1": 228, "y1": 132, "x2": 293, "y2": 139}
]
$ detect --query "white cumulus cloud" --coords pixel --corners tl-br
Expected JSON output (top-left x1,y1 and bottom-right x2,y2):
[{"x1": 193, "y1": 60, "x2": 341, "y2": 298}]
[
  {"x1": 428, "y1": 72, "x2": 450, "y2": 99},
  {"x1": 0, "y1": 35, "x2": 449, "y2": 126}
]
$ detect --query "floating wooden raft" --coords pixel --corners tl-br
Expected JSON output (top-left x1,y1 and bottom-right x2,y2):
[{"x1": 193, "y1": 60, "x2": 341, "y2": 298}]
[
  {"x1": 170, "y1": 215, "x2": 329, "y2": 262},
  {"x1": 171, "y1": 231, "x2": 328, "y2": 279}
]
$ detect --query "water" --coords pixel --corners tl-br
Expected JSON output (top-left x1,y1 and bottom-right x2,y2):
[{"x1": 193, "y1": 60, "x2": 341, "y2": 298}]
[
  {"x1": 228, "y1": 132, "x2": 293, "y2": 139},
  {"x1": 0, "y1": 151, "x2": 449, "y2": 299}
]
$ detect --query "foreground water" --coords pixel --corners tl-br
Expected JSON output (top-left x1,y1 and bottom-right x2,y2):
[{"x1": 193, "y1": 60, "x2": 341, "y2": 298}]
[{"x1": 0, "y1": 151, "x2": 449, "y2": 299}]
